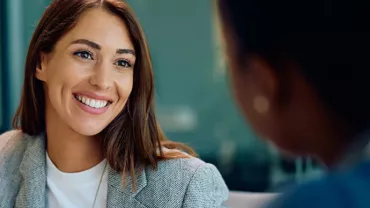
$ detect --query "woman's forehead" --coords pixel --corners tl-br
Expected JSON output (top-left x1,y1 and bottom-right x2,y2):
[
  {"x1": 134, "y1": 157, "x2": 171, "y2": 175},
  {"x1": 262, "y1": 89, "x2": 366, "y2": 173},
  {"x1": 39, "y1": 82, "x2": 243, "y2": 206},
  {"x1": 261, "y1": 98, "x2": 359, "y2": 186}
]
[{"x1": 55, "y1": 8, "x2": 134, "y2": 51}]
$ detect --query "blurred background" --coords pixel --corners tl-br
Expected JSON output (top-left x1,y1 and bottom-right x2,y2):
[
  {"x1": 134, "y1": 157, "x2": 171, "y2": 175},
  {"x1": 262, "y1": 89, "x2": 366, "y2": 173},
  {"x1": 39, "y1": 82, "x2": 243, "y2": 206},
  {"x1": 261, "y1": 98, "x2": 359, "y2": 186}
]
[{"x1": 0, "y1": 0, "x2": 323, "y2": 192}]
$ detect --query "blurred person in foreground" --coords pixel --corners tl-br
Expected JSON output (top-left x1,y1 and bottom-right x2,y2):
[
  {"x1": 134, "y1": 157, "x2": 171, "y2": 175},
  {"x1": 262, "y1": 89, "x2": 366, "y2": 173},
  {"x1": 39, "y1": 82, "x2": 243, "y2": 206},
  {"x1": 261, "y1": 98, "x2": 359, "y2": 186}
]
[
  {"x1": 0, "y1": 0, "x2": 229, "y2": 207},
  {"x1": 217, "y1": 0, "x2": 370, "y2": 207}
]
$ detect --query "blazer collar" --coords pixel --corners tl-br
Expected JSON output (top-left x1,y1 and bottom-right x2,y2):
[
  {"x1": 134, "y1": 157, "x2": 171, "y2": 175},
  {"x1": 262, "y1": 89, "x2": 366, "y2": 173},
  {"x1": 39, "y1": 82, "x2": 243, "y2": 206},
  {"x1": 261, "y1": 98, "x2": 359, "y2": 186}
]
[{"x1": 17, "y1": 133, "x2": 148, "y2": 208}]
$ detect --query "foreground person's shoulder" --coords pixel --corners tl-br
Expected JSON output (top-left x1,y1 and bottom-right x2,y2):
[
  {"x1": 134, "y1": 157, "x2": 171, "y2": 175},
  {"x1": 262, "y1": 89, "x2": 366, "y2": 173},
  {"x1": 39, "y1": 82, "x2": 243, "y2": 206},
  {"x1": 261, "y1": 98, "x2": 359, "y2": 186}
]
[{"x1": 267, "y1": 163, "x2": 370, "y2": 208}]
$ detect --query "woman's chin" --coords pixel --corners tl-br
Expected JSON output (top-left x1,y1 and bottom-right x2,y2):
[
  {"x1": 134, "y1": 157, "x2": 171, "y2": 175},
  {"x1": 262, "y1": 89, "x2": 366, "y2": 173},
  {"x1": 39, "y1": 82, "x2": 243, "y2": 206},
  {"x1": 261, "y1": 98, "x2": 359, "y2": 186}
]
[{"x1": 70, "y1": 122, "x2": 107, "y2": 136}]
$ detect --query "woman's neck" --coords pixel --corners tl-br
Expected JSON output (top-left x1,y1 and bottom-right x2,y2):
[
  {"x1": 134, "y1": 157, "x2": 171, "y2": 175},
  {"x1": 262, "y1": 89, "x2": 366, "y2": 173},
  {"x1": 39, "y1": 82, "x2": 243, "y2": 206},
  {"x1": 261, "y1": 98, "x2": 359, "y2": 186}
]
[{"x1": 45, "y1": 107, "x2": 104, "y2": 173}]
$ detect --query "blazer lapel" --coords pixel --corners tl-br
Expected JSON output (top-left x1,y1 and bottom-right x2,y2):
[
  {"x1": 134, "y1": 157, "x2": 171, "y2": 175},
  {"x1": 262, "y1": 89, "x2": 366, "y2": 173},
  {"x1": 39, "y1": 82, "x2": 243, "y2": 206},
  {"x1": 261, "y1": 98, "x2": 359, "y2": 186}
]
[
  {"x1": 11, "y1": 133, "x2": 149, "y2": 208},
  {"x1": 16, "y1": 134, "x2": 46, "y2": 208},
  {"x1": 107, "y1": 166, "x2": 147, "y2": 208}
]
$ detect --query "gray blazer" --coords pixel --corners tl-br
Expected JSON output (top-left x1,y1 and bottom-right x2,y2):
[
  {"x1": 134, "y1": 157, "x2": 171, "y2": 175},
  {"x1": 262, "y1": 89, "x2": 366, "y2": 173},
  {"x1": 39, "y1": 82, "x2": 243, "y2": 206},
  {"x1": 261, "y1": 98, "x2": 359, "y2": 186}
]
[{"x1": 0, "y1": 130, "x2": 229, "y2": 208}]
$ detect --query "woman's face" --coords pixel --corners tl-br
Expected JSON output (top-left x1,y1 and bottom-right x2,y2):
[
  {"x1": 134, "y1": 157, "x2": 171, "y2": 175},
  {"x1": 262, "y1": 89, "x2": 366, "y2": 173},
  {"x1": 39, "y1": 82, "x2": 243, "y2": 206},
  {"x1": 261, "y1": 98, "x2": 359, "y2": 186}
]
[{"x1": 36, "y1": 8, "x2": 136, "y2": 136}]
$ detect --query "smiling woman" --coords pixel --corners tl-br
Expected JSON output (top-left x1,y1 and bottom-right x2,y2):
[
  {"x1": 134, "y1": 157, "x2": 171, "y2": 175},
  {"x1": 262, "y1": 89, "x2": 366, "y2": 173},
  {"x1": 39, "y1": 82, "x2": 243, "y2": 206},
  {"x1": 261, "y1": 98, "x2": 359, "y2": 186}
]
[{"x1": 0, "y1": 0, "x2": 228, "y2": 208}]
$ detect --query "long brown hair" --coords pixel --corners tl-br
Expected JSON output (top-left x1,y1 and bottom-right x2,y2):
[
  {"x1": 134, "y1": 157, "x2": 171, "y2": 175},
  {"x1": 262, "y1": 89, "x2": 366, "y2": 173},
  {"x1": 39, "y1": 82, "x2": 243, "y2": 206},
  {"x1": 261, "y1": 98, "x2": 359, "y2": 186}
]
[{"x1": 13, "y1": 0, "x2": 195, "y2": 189}]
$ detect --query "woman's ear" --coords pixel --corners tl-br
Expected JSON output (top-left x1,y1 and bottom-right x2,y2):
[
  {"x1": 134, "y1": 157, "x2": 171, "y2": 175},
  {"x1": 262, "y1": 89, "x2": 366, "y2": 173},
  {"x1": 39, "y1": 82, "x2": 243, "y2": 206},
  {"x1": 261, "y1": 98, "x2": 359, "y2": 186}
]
[{"x1": 35, "y1": 53, "x2": 48, "y2": 82}]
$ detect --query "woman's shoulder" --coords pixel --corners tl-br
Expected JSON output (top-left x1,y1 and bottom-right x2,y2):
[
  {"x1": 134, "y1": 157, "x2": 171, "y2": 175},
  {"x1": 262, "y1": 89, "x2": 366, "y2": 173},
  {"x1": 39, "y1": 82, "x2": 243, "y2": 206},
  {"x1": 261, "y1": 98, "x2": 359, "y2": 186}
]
[
  {"x1": 151, "y1": 147, "x2": 217, "y2": 179},
  {"x1": 139, "y1": 155, "x2": 229, "y2": 207},
  {"x1": 154, "y1": 156, "x2": 227, "y2": 189},
  {"x1": 0, "y1": 130, "x2": 38, "y2": 207},
  {"x1": 156, "y1": 155, "x2": 210, "y2": 174},
  {"x1": 156, "y1": 156, "x2": 228, "y2": 190},
  {"x1": 0, "y1": 129, "x2": 35, "y2": 165},
  {"x1": 0, "y1": 130, "x2": 27, "y2": 178},
  {"x1": 0, "y1": 130, "x2": 25, "y2": 153}
]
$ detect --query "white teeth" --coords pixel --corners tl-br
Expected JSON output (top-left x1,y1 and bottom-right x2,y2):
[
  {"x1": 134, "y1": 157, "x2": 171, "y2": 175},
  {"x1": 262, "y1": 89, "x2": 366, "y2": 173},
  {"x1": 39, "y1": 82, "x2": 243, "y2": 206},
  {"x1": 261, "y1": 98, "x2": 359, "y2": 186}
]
[
  {"x1": 75, "y1": 94, "x2": 109, "y2": 109},
  {"x1": 90, "y1": 99, "x2": 96, "y2": 107},
  {"x1": 102, "y1": 101, "x2": 107, "y2": 108},
  {"x1": 95, "y1": 101, "x2": 101, "y2": 108}
]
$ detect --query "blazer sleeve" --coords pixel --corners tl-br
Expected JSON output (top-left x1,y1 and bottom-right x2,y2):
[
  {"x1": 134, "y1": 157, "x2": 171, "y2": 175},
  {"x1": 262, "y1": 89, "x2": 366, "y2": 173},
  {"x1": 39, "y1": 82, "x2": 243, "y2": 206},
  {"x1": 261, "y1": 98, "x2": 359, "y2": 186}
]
[{"x1": 182, "y1": 163, "x2": 229, "y2": 208}]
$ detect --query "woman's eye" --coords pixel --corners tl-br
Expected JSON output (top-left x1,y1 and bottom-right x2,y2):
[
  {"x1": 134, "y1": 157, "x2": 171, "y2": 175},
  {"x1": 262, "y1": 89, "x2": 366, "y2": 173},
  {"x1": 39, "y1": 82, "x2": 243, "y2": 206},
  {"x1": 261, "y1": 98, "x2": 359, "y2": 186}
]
[
  {"x1": 73, "y1": 50, "x2": 94, "y2": 60},
  {"x1": 115, "y1": 60, "x2": 132, "y2": 68}
]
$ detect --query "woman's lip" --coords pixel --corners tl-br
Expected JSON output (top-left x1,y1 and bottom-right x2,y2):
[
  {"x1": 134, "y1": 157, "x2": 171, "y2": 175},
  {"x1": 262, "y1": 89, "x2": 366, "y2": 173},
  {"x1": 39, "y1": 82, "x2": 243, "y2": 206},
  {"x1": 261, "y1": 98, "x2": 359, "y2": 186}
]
[
  {"x1": 73, "y1": 96, "x2": 110, "y2": 115},
  {"x1": 73, "y1": 91, "x2": 113, "y2": 102}
]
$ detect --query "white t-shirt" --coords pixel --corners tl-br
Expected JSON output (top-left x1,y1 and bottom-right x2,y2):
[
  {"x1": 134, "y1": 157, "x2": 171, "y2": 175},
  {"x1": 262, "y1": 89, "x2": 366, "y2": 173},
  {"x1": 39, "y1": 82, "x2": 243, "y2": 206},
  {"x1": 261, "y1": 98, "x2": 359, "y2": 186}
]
[{"x1": 46, "y1": 153, "x2": 108, "y2": 208}]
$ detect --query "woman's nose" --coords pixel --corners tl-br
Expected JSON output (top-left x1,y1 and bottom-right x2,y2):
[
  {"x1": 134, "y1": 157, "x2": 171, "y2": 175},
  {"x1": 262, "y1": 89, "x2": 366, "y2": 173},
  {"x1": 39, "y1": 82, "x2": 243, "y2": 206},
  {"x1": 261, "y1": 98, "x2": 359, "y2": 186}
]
[{"x1": 88, "y1": 62, "x2": 113, "y2": 91}]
